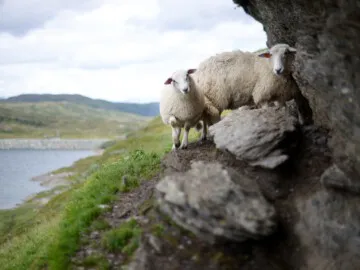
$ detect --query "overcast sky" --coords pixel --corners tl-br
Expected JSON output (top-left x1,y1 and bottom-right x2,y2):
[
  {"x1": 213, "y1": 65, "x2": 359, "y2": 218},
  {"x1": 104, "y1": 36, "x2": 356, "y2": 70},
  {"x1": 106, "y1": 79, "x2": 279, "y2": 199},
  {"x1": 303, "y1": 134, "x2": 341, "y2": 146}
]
[{"x1": 0, "y1": 0, "x2": 267, "y2": 103}]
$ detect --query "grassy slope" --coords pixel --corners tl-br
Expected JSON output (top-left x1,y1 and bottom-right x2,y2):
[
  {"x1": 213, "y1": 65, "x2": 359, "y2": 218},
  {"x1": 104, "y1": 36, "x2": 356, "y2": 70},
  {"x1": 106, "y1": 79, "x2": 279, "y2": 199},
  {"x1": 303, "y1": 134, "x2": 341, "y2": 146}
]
[
  {"x1": 0, "y1": 116, "x2": 201, "y2": 270},
  {"x1": 0, "y1": 101, "x2": 151, "y2": 139}
]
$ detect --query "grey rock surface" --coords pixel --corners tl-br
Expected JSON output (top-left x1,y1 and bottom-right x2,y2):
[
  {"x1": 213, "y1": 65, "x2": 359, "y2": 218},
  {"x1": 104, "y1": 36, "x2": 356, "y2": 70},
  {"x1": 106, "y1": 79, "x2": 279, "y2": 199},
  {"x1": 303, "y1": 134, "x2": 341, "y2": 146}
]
[
  {"x1": 321, "y1": 164, "x2": 360, "y2": 194},
  {"x1": 209, "y1": 105, "x2": 299, "y2": 169},
  {"x1": 233, "y1": 0, "x2": 360, "y2": 199},
  {"x1": 296, "y1": 189, "x2": 360, "y2": 270},
  {"x1": 155, "y1": 161, "x2": 277, "y2": 244}
]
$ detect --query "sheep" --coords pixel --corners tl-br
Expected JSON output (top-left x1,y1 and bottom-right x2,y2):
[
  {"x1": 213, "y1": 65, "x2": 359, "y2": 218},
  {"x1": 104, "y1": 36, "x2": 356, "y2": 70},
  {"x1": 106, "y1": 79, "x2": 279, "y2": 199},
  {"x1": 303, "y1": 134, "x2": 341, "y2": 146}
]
[
  {"x1": 159, "y1": 69, "x2": 206, "y2": 150},
  {"x1": 192, "y1": 43, "x2": 313, "y2": 126}
]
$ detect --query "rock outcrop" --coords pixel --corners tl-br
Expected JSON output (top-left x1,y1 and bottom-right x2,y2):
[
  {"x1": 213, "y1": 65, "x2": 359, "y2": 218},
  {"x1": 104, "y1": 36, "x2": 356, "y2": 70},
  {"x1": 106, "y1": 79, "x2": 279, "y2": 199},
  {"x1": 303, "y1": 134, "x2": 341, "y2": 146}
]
[
  {"x1": 233, "y1": 0, "x2": 360, "y2": 192},
  {"x1": 208, "y1": 104, "x2": 300, "y2": 169},
  {"x1": 156, "y1": 161, "x2": 277, "y2": 244}
]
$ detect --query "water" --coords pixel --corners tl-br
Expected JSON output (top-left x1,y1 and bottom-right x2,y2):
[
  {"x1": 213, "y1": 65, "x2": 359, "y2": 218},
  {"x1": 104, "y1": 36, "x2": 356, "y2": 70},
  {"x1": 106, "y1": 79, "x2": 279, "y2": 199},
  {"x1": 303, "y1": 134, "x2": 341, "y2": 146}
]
[{"x1": 0, "y1": 150, "x2": 94, "y2": 209}]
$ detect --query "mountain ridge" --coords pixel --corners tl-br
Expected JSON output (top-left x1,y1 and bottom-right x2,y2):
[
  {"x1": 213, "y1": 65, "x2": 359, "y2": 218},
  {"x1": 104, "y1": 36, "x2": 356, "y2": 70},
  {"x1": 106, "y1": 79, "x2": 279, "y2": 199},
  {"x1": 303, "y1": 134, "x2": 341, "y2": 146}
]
[{"x1": 2, "y1": 94, "x2": 160, "y2": 117}]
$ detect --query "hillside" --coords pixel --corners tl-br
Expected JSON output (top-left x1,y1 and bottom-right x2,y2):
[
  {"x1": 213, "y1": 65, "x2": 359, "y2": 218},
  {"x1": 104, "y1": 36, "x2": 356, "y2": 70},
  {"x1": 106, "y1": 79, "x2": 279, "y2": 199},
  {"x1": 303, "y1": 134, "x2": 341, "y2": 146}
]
[
  {"x1": 3, "y1": 94, "x2": 160, "y2": 117},
  {"x1": 0, "y1": 101, "x2": 151, "y2": 139}
]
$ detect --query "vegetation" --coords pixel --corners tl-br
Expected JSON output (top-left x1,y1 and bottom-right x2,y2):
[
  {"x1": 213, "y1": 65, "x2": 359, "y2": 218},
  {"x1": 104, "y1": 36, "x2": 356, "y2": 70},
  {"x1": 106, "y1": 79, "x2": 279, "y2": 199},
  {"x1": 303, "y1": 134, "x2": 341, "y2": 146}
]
[
  {"x1": 101, "y1": 218, "x2": 141, "y2": 254},
  {"x1": 0, "y1": 101, "x2": 150, "y2": 138},
  {"x1": 2, "y1": 94, "x2": 160, "y2": 116},
  {"x1": 0, "y1": 116, "x2": 201, "y2": 270},
  {"x1": 253, "y1": 47, "x2": 268, "y2": 53}
]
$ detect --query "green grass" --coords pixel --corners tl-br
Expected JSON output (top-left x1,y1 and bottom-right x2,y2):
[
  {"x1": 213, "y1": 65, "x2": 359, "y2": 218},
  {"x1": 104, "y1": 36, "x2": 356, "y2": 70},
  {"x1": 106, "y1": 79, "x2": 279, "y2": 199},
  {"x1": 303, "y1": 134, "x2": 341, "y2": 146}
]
[
  {"x1": 0, "y1": 101, "x2": 151, "y2": 139},
  {"x1": 81, "y1": 254, "x2": 110, "y2": 269},
  {"x1": 47, "y1": 150, "x2": 161, "y2": 269},
  {"x1": 253, "y1": 47, "x2": 268, "y2": 53},
  {"x1": 101, "y1": 218, "x2": 141, "y2": 254},
  {"x1": 152, "y1": 223, "x2": 165, "y2": 237},
  {"x1": 0, "y1": 116, "x2": 202, "y2": 270}
]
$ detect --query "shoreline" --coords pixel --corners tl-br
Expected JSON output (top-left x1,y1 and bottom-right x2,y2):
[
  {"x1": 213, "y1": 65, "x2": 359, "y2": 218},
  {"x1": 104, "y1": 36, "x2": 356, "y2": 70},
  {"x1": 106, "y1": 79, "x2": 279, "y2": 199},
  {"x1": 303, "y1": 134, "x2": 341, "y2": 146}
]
[
  {"x1": 4, "y1": 148, "x2": 105, "y2": 210},
  {"x1": 0, "y1": 138, "x2": 110, "y2": 150}
]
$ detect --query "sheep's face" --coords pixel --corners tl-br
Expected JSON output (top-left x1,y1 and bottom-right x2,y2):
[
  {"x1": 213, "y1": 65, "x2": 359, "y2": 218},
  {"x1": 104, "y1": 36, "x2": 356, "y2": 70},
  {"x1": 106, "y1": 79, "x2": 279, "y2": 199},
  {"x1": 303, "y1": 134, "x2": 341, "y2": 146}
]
[
  {"x1": 258, "y1": 44, "x2": 297, "y2": 76},
  {"x1": 164, "y1": 69, "x2": 197, "y2": 95}
]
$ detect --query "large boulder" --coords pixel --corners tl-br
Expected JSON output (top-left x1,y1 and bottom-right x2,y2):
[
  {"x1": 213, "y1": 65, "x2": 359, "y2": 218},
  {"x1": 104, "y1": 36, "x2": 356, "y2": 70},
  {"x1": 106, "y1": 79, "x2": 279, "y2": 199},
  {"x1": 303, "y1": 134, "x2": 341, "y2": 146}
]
[
  {"x1": 155, "y1": 161, "x2": 277, "y2": 244},
  {"x1": 233, "y1": 0, "x2": 360, "y2": 189},
  {"x1": 208, "y1": 104, "x2": 300, "y2": 169}
]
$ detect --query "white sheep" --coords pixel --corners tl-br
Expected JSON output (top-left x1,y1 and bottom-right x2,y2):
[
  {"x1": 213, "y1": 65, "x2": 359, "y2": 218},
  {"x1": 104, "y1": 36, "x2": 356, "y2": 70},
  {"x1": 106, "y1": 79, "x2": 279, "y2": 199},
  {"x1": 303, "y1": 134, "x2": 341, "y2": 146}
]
[
  {"x1": 159, "y1": 69, "x2": 206, "y2": 150},
  {"x1": 193, "y1": 43, "x2": 313, "y2": 126}
]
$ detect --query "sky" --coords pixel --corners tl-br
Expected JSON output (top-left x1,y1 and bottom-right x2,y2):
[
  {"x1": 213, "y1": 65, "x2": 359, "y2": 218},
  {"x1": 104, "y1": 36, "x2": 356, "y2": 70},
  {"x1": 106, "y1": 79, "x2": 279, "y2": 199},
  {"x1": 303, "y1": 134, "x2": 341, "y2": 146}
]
[{"x1": 0, "y1": 0, "x2": 267, "y2": 103}]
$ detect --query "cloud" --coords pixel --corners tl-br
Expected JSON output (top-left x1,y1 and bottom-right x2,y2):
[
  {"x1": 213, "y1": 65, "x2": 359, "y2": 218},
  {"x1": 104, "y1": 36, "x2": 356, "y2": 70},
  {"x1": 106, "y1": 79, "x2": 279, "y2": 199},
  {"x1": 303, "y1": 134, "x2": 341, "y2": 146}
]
[
  {"x1": 0, "y1": 0, "x2": 102, "y2": 35},
  {"x1": 0, "y1": 0, "x2": 267, "y2": 103}
]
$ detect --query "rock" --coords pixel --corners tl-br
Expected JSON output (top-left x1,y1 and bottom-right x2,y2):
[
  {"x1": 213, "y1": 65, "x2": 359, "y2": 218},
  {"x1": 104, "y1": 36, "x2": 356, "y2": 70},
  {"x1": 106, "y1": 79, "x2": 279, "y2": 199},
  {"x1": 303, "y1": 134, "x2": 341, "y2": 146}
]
[
  {"x1": 233, "y1": 0, "x2": 360, "y2": 194},
  {"x1": 147, "y1": 234, "x2": 162, "y2": 254},
  {"x1": 127, "y1": 242, "x2": 155, "y2": 270},
  {"x1": 295, "y1": 189, "x2": 360, "y2": 270},
  {"x1": 98, "y1": 204, "x2": 110, "y2": 209},
  {"x1": 208, "y1": 104, "x2": 300, "y2": 169},
  {"x1": 155, "y1": 161, "x2": 277, "y2": 244},
  {"x1": 321, "y1": 164, "x2": 360, "y2": 194},
  {"x1": 90, "y1": 231, "x2": 100, "y2": 240}
]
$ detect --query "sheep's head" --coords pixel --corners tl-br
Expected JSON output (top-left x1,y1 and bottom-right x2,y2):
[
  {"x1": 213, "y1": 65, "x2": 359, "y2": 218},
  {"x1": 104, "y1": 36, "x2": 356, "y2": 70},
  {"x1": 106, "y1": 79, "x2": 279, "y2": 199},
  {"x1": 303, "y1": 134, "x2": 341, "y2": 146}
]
[
  {"x1": 258, "y1": 43, "x2": 297, "y2": 76},
  {"x1": 164, "y1": 69, "x2": 197, "y2": 95}
]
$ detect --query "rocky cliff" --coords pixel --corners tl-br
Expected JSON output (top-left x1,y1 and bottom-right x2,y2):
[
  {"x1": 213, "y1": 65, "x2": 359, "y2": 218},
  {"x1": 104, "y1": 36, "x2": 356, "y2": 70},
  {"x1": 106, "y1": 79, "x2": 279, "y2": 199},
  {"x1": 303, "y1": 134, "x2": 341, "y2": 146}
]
[{"x1": 233, "y1": 0, "x2": 360, "y2": 190}]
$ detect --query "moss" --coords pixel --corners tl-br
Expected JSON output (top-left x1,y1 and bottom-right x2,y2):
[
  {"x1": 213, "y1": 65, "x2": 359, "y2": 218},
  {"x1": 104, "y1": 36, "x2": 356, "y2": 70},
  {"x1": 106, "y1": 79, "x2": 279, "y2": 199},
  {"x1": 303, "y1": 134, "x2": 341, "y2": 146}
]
[
  {"x1": 151, "y1": 224, "x2": 165, "y2": 237},
  {"x1": 101, "y1": 218, "x2": 141, "y2": 255},
  {"x1": 81, "y1": 254, "x2": 110, "y2": 269}
]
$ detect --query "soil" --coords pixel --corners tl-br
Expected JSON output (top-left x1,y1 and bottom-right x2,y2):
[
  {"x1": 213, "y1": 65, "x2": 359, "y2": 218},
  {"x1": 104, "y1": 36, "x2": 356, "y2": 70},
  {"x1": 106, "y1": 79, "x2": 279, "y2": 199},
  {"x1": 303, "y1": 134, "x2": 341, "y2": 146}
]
[{"x1": 72, "y1": 125, "x2": 332, "y2": 270}]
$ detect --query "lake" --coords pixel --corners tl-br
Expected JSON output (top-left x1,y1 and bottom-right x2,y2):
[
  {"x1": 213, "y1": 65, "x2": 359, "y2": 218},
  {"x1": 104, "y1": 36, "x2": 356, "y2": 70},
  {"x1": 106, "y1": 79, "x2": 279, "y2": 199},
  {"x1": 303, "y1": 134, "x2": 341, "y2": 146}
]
[{"x1": 0, "y1": 149, "x2": 95, "y2": 209}]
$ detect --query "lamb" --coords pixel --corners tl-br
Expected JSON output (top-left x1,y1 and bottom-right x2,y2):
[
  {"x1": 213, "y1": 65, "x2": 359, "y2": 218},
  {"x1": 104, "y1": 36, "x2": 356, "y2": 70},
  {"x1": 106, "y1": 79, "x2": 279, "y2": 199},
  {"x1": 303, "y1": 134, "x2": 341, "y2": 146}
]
[
  {"x1": 159, "y1": 69, "x2": 206, "y2": 150},
  {"x1": 192, "y1": 43, "x2": 313, "y2": 126}
]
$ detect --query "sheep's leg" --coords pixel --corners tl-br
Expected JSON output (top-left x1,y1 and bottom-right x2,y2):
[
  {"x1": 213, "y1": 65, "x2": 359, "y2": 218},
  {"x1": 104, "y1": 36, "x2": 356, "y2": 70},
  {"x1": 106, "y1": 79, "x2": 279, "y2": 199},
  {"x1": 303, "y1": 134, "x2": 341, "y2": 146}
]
[
  {"x1": 179, "y1": 125, "x2": 190, "y2": 149},
  {"x1": 169, "y1": 116, "x2": 181, "y2": 150},
  {"x1": 200, "y1": 119, "x2": 207, "y2": 141},
  {"x1": 171, "y1": 127, "x2": 181, "y2": 150}
]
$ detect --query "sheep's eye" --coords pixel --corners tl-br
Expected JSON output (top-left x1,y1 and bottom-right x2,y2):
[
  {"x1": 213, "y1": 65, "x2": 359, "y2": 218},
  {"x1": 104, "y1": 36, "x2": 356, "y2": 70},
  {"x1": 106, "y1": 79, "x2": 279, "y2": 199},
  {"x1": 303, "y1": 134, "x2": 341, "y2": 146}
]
[{"x1": 172, "y1": 80, "x2": 177, "y2": 84}]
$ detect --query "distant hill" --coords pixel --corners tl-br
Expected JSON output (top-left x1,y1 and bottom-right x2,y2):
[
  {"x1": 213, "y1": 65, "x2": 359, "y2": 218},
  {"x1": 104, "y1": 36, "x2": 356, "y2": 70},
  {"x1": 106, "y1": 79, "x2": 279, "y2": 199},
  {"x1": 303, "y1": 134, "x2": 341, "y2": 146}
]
[
  {"x1": 0, "y1": 101, "x2": 151, "y2": 139},
  {"x1": 3, "y1": 94, "x2": 160, "y2": 117}
]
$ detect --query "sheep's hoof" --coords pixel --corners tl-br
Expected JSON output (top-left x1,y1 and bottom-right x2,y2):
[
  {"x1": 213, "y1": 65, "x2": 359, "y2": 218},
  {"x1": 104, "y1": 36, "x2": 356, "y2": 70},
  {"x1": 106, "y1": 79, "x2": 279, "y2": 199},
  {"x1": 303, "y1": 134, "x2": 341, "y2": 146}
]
[
  {"x1": 198, "y1": 137, "x2": 207, "y2": 144},
  {"x1": 172, "y1": 142, "x2": 180, "y2": 150},
  {"x1": 179, "y1": 144, "x2": 188, "y2": 150}
]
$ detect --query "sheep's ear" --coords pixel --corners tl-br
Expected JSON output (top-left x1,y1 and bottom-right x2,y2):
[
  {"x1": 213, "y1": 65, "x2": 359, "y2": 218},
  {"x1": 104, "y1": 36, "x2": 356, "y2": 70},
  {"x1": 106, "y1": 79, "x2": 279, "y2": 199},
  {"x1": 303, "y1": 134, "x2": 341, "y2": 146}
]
[
  {"x1": 164, "y1": 78, "x2": 173, "y2": 85},
  {"x1": 288, "y1": 47, "x2": 297, "y2": 53},
  {"x1": 258, "y1": 52, "x2": 272, "y2": 58},
  {"x1": 187, "y1": 69, "x2": 197, "y2": 75}
]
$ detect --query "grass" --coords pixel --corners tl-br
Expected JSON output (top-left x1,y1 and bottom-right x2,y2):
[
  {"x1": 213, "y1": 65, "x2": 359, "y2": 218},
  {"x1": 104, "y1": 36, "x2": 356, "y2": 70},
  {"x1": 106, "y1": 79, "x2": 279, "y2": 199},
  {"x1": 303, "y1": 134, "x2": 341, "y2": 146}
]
[
  {"x1": 47, "y1": 150, "x2": 161, "y2": 269},
  {"x1": 101, "y1": 218, "x2": 141, "y2": 255},
  {"x1": 0, "y1": 116, "x2": 203, "y2": 270},
  {"x1": 81, "y1": 254, "x2": 110, "y2": 269},
  {"x1": 152, "y1": 223, "x2": 165, "y2": 237},
  {"x1": 0, "y1": 101, "x2": 151, "y2": 139},
  {"x1": 0, "y1": 111, "x2": 232, "y2": 269}
]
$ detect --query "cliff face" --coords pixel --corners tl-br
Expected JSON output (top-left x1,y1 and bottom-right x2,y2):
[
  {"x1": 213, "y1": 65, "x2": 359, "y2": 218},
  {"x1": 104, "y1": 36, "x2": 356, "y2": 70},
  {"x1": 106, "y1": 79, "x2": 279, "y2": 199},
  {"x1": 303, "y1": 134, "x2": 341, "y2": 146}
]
[{"x1": 233, "y1": 0, "x2": 360, "y2": 184}]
